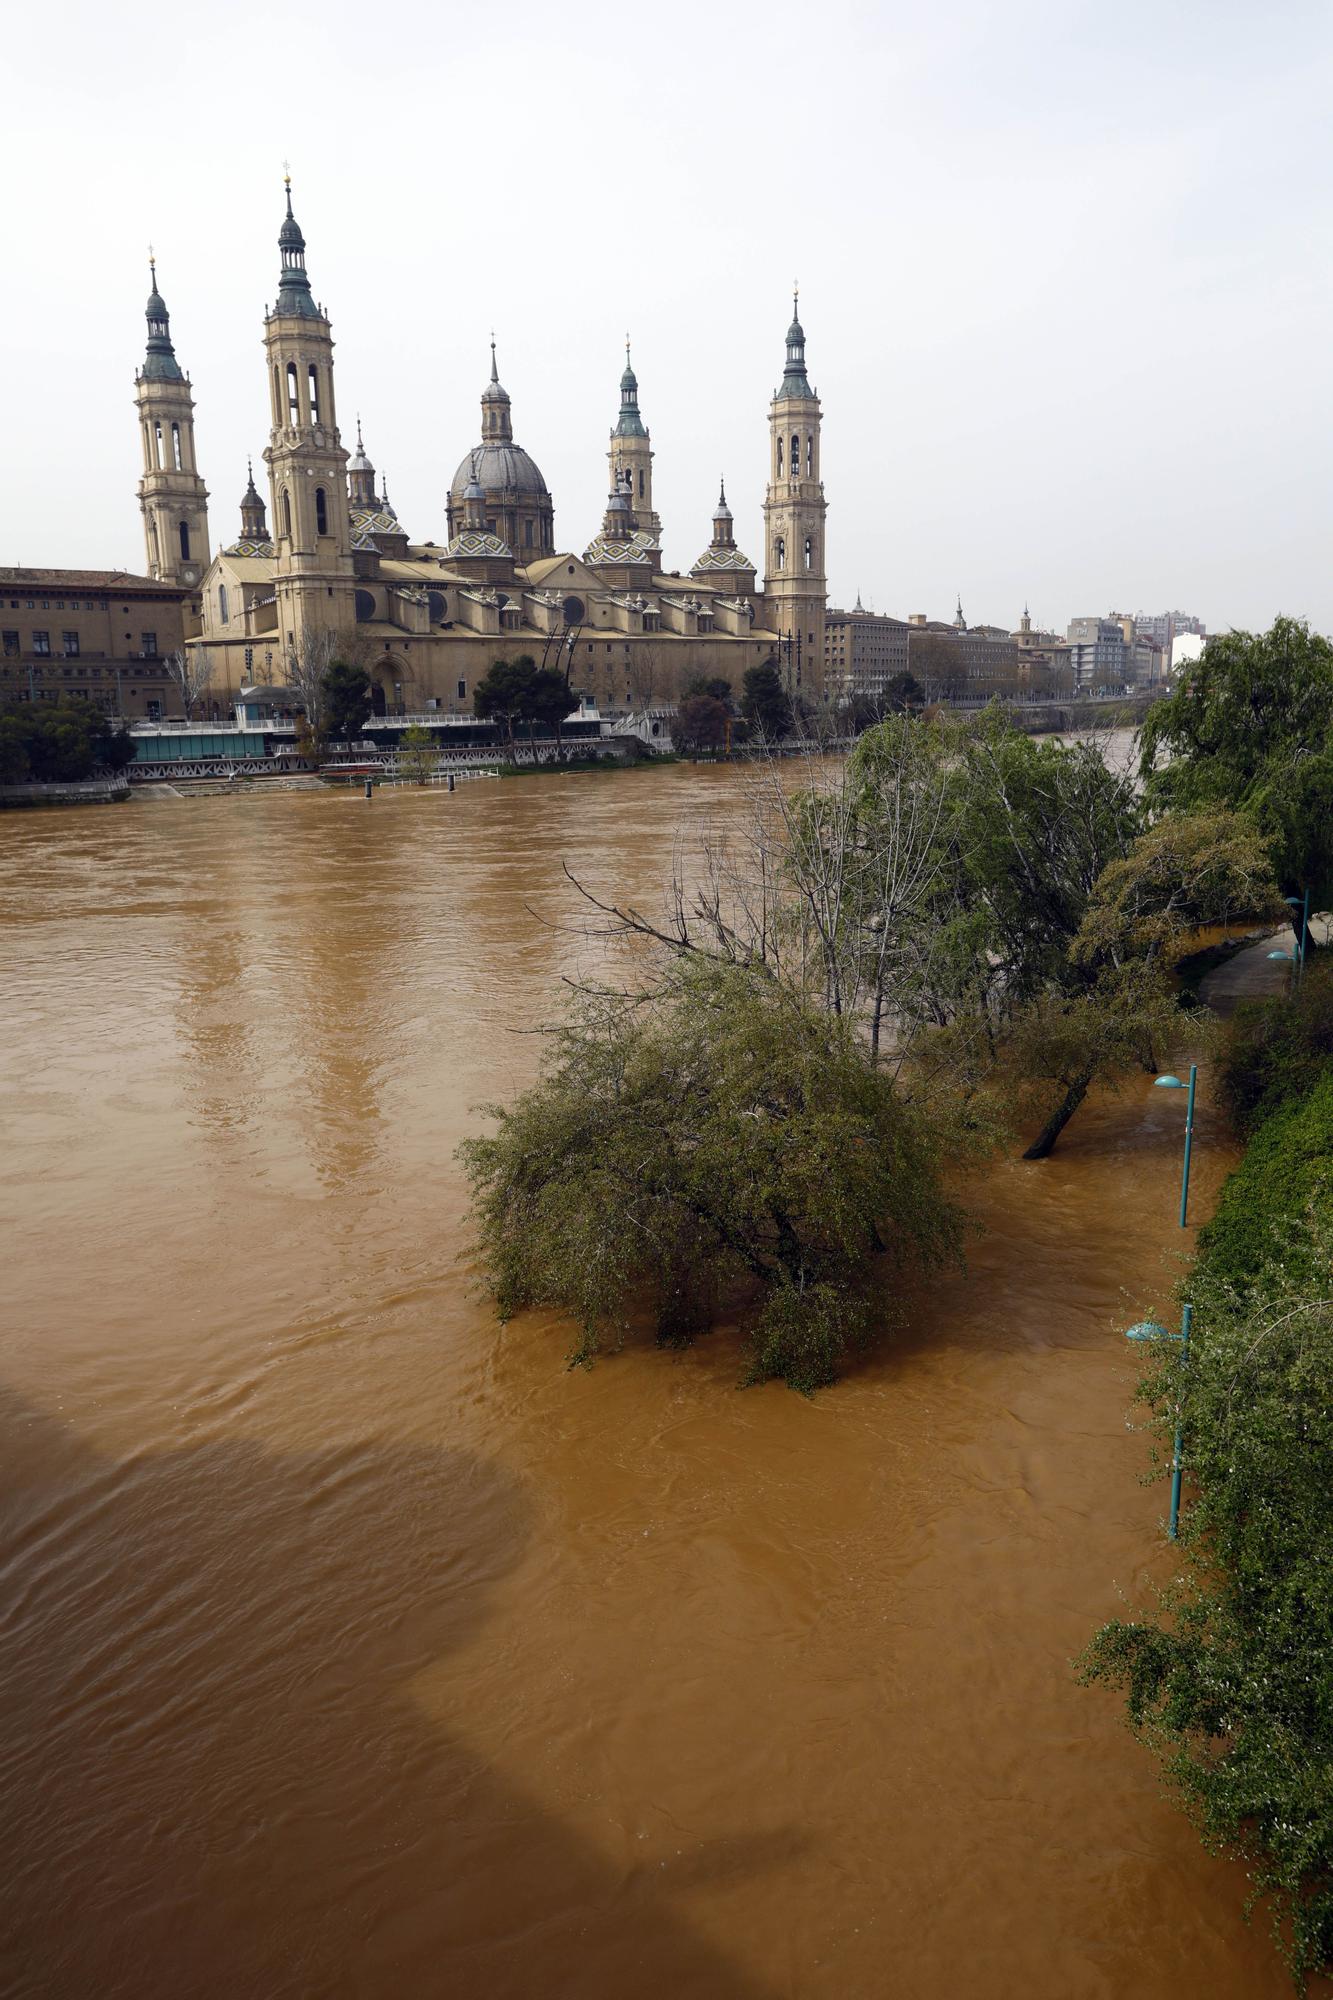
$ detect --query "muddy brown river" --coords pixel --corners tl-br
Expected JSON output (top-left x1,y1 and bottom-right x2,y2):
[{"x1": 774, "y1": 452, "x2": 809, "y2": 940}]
[{"x1": 0, "y1": 768, "x2": 1311, "y2": 1997}]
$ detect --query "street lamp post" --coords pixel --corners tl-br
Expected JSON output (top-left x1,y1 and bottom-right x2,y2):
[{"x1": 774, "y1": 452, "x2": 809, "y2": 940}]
[
  {"x1": 1153, "y1": 1063, "x2": 1198, "y2": 1227},
  {"x1": 1284, "y1": 891, "x2": 1310, "y2": 982},
  {"x1": 1126, "y1": 1305, "x2": 1193, "y2": 1538}
]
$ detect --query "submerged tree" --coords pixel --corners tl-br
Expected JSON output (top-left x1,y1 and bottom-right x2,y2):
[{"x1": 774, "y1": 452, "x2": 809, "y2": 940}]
[{"x1": 459, "y1": 957, "x2": 967, "y2": 1392}]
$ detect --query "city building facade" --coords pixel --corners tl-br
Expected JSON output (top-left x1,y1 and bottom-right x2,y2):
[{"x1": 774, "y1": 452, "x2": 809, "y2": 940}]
[{"x1": 0, "y1": 570, "x2": 190, "y2": 719}]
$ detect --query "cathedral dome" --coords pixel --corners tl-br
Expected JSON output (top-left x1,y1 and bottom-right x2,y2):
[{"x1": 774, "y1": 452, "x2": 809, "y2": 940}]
[{"x1": 449, "y1": 443, "x2": 550, "y2": 501}]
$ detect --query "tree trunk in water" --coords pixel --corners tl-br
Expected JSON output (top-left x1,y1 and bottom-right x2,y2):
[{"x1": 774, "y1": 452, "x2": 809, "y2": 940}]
[{"x1": 1022, "y1": 1064, "x2": 1096, "y2": 1161}]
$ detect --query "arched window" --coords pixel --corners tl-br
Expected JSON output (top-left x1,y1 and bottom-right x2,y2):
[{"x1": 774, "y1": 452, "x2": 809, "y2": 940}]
[
  {"x1": 172, "y1": 422, "x2": 183, "y2": 471},
  {"x1": 791, "y1": 433, "x2": 800, "y2": 475},
  {"x1": 315, "y1": 487, "x2": 328, "y2": 536},
  {"x1": 272, "y1": 364, "x2": 282, "y2": 423},
  {"x1": 804, "y1": 536, "x2": 813, "y2": 571},
  {"x1": 525, "y1": 520, "x2": 533, "y2": 547},
  {"x1": 308, "y1": 364, "x2": 321, "y2": 426},
  {"x1": 218, "y1": 583, "x2": 229, "y2": 624},
  {"x1": 147, "y1": 520, "x2": 159, "y2": 565},
  {"x1": 286, "y1": 361, "x2": 299, "y2": 424},
  {"x1": 355, "y1": 589, "x2": 376, "y2": 623},
  {"x1": 806, "y1": 435, "x2": 813, "y2": 476},
  {"x1": 777, "y1": 437, "x2": 784, "y2": 477},
  {"x1": 179, "y1": 521, "x2": 191, "y2": 560},
  {"x1": 775, "y1": 537, "x2": 786, "y2": 572},
  {"x1": 638, "y1": 469, "x2": 645, "y2": 498},
  {"x1": 281, "y1": 489, "x2": 292, "y2": 537},
  {"x1": 154, "y1": 422, "x2": 164, "y2": 469}
]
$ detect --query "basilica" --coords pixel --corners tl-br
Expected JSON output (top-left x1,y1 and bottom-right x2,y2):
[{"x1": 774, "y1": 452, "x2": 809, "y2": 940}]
[{"x1": 132, "y1": 180, "x2": 829, "y2": 718}]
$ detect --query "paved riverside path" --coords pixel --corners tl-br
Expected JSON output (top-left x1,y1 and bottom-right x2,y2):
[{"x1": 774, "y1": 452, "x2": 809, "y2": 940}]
[{"x1": 1198, "y1": 917, "x2": 1329, "y2": 1015}]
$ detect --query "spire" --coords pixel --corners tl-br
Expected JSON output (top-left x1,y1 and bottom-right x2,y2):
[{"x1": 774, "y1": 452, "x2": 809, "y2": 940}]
[
  {"x1": 778, "y1": 281, "x2": 811, "y2": 397},
  {"x1": 348, "y1": 414, "x2": 377, "y2": 507},
  {"x1": 481, "y1": 335, "x2": 513, "y2": 442},
  {"x1": 141, "y1": 250, "x2": 184, "y2": 382},
  {"x1": 614, "y1": 334, "x2": 647, "y2": 439},
  {"x1": 711, "y1": 478, "x2": 735, "y2": 548},
  {"x1": 240, "y1": 457, "x2": 268, "y2": 539},
  {"x1": 273, "y1": 170, "x2": 319, "y2": 320},
  {"x1": 954, "y1": 596, "x2": 966, "y2": 630}
]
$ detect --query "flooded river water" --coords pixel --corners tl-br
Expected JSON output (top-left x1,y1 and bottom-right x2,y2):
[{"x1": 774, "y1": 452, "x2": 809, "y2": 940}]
[{"x1": 0, "y1": 766, "x2": 1308, "y2": 1997}]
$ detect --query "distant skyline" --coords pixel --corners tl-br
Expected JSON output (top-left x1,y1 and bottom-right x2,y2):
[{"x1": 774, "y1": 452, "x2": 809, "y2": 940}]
[{"x1": 4, "y1": 0, "x2": 1330, "y2": 633}]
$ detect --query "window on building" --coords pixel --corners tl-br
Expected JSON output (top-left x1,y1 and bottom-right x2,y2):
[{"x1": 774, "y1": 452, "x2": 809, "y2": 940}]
[
  {"x1": 315, "y1": 487, "x2": 328, "y2": 536},
  {"x1": 244, "y1": 646, "x2": 254, "y2": 670},
  {"x1": 775, "y1": 538, "x2": 785, "y2": 572},
  {"x1": 791, "y1": 433, "x2": 799, "y2": 472},
  {"x1": 147, "y1": 700, "x2": 161, "y2": 722},
  {"x1": 2, "y1": 632, "x2": 17, "y2": 657},
  {"x1": 179, "y1": 521, "x2": 191, "y2": 561},
  {"x1": 62, "y1": 631, "x2": 79, "y2": 657},
  {"x1": 154, "y1": 422, "x2": 164, "y2": 469},
  {"x1": 32, "y1": 631, "x2": 50, "y2": 656},
  {"x1": 172, "y1": 422, "x2": 183, "y2": 471},
  {"x1": 457, "y1": 679, "x2": 467, "y2": 700},
  {"x1": 804, "y1": 537, "x2": 813, "y2": 571},
  {"x1": 218, "y1": 584, "x2": 229, "y2": 625},
  {"x1": 806, "y1": 435, "x2": 813, "y2": 476},
  {"x1": 308, "y1": 364, "x2": 321, "y2": 426},
  {"x1": 638, "y1": 469, "x2": 644, "y2": 498},
  {"x1": 777, "y1": 438, "x2": 783, "y2": 477},
  {"x1": 525, "y1": 520, "x2": 533, "y2": 547},
  {"x1": 282, "y1": 489, "x2": 292, "y2": 537},
  {"x1": 287, "y1": 361, "x2": 300, "y2": 424},
  {"x1": 141, "y1": 632, "x2": 158, "y2": 658}
]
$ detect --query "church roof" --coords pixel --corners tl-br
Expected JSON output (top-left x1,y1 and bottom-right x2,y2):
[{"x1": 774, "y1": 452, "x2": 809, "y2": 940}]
[
  {"x1": 449, "y1": 441, "x2": 550, "y2": 500},
  {"x1": 445, "y1": 529, "x2": 513, "y2": 560},
  {"x1": 691, "y1": 546, "x2": 756, "y2": 574},
  {"x1": 583, "y1": 534, "x2": 654, "y2": 566},
  {"x1": 349, "y1": 506, "x2": 405, "y2": 540}
]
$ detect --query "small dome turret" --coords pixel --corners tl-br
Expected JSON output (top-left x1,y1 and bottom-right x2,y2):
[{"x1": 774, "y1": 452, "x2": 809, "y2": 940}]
[
  {"x1": 272, "y1": 173, "x2": 320, "y2": 321},
  {"x1": 141, "y1": 253, "x2": 184, "y2": 382}
]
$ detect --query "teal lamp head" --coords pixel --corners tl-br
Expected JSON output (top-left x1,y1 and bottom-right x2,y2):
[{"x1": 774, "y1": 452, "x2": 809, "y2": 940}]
[
  {"x1": 1154, "y1": 1075, "x2": 1184, "y2": 1089},
  {"x1": 1126, "y1": 1320, "x2": 1171, "y2": 1342}
]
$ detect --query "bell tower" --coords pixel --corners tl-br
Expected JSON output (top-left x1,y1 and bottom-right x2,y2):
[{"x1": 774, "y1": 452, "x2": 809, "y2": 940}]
[
  {"x1": 608, "y1": 339, "x2": 660, "y2": 539},
  {"x1": 133, "y1": 255, "x2": 210, "y2": 590},
  {"x1": 762, "y1": 287, "x2": 827, "y2": 692},
  {"x1": 261, "y1": 174, "x2": 356, "y2": 662}
]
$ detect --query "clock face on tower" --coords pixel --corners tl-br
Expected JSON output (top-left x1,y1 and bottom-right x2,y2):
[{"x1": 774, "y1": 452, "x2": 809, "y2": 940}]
[{"x1": 182, "y1": 565, "x2": 198, "y2": 583}]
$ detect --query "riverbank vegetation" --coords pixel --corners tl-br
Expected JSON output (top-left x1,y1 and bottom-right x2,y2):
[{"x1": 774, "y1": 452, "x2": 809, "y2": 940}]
[
  {"x1": 1082, "y1": 618, "x2": 1333, "y2": 1987},
  {"x1": 1083, "y1": 961, "x2": 1333, "y2": 1986},
  {"x1": 463, "y1": 629, "x2": 1296, "y2": 1386},
  {"x1": 0, "y1": 703, "x2": 135, "y2": 784}
]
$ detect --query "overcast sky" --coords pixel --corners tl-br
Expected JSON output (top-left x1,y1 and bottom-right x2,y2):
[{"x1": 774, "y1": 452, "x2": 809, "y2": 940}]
[{"x1": 5, "y1": 0, "x2": 1329, "y2": 634}]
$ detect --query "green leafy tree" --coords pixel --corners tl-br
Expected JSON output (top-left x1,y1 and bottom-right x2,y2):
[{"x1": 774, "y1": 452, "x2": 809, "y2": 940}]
[
  {"x1": 459, "y1": 957, "x2": 965, "y2": 1392},
  {"x1": 396, "y1": 724, "x2": 438, "y2": 785},
  {"x1": 321, "y1": 660, "x2": 373, "y2": 743},
  {"x1": 1141, "y1": 617, "x2": 1333, "y2": 950},
  {"x1": 473, "y1": 656, "x2": 539, "y2": 757},
  {"x1": 524, "y1": 665, "x2": 576, "y2": 761},
  {"x1": 0, "y1": 713, "x2": 32, "y2": 783},
  {"x1": 682, "y1": 675, "x2": 734, "y2": 708},
  {"x1": 740, "y1": 660, "x2": 793, "y2": 741}
]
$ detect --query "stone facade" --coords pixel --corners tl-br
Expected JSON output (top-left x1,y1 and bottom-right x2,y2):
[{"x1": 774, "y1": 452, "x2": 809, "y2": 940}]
[{"x1": 0, "y1": 570, "x2": 190, "y2": 718}]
